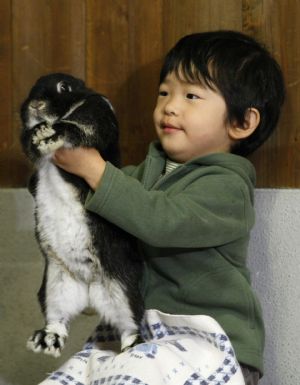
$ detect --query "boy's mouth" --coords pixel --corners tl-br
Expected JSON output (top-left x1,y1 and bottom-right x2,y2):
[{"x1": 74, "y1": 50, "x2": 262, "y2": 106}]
[{"x1": 161, "y1": 122, "x2": 183, "y2": 133}]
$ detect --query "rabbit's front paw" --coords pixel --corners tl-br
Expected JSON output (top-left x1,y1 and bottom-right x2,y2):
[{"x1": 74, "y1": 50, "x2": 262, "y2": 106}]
[
  {"x1": 27, "y1": 326, "x2": 67, "y2": 357},
  {"x1": 37, "y1": 137, "x2": 64, "y2": 154},
  {"x1": 32, "y1": 124, "x2": 55, "y2": 145},
  {"x1": 32, "y1": 124, "x2": 64, "y2": 155}
]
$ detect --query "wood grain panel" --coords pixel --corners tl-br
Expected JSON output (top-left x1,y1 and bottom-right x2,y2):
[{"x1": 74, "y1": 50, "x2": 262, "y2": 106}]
[
  {"x1": 245, "y1": 0, "x2": 300, "y2": 187},
  {"x1": 0, "y1": 1, "x2": 13, "y2": 185},
  {"x1": 0, "y1": 0, "x2": 299, "y2": 187},
  {"x1": 86, "y1": 0, "x2": 162, "y2": 165},
  {"x1": 0, "y1": 0, "x2": 86, "y2": 187},
  {"x1": 13, "y1": 0, "x2": 86, "y2": 101},
  {"x1": 162, "y1": 0, "x2": 243, "y2": 52},
  {"x1": 122, "y1": 0, "x2": 163, "y2": 163},
  {"x1": 86, "y1": 0, "x2": 132, "y2": 165},
  {"x1": 280, "y1": 1, "x2": 300, "y2": 187}
]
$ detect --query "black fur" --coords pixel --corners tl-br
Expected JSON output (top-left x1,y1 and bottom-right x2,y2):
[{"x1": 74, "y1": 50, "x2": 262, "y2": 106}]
[{"x1": 20, "y1": 73, "x2": 144, "y2": 356}]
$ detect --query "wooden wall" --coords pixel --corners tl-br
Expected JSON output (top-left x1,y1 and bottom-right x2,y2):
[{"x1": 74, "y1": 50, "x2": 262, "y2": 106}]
[{"x1": 0, "y1": 0, "x2": 299, "y2": 187}]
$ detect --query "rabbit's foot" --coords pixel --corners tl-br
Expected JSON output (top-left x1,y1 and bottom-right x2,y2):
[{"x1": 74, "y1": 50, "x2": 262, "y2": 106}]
[
  {"x1": 121, "y1": 332, "x2": 141, "y2": 352},
  {"x1": 32, "y1": 124, "x2": 55, "y2": 145},
  {"x1": 27, "y1": 324, "x2": 68, "y2": 357}
]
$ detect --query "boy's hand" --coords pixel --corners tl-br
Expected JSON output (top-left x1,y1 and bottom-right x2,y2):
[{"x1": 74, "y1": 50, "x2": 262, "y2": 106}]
[{"x1": 53, "y1": 147, "x2": 106, "y2": 190}]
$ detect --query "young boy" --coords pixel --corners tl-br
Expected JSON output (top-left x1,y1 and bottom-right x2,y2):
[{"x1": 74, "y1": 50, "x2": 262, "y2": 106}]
[{"x1": 53, "y1": 31, "x2": 285, "y2": 384}]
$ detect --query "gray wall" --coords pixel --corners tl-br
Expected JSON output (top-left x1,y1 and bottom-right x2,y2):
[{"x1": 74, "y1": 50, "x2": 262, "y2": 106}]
[
  {"x1": 1, "y1": 189, "x2": 299, "y2": 384},
  {"x1": 0, "y1": 189, "x2": 97, "y2": 385},
  {"x1": 248, "y1": 189, "x2": 300, "y2": 384}
]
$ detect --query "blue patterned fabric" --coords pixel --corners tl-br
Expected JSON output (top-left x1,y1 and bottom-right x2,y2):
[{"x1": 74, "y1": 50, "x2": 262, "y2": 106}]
[{"x1": 39, "y1": 310, "x2": 245, "y2": 385}]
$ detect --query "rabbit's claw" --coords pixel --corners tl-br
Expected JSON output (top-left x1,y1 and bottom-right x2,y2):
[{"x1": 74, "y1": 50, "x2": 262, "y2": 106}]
[{"x1": 27, "y1": 328, "x2": 66, "y2": 357}]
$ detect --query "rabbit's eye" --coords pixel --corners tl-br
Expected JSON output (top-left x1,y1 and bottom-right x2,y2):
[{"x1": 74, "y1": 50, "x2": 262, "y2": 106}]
[{"x1": 57, "y1": 81, "x2": 72, "y2": 93}]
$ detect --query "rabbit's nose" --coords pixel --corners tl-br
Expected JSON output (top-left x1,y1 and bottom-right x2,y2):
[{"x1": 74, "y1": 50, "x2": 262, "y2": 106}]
[{"x1": 29, "y1": 100, "x2": 46, "y2": 110}]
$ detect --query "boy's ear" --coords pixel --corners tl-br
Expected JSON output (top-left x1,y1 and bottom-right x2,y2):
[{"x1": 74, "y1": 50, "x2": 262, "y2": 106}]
[{"x1": 228, "y1": 108, "x2": 260, "y2": 140}]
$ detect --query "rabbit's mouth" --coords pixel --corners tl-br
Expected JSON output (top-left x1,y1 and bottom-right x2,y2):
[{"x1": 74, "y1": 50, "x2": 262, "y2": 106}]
[{"x1": 26, "y1": 108, "x2": 59, "y2": 130}]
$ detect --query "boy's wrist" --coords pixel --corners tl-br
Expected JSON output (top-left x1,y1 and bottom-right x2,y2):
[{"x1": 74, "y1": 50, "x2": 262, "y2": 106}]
[{"x1": 84, "y1": 157, "x2": 106, "y2": 190}]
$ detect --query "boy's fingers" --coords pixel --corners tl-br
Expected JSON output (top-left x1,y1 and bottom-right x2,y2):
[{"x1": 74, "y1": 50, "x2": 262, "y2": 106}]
[
  {"x1": 52, "y1": 148, "x2": 67, "y2": 164},
  {"x1": 53, "y1": 147, "x2": 72, "y2": 160}
]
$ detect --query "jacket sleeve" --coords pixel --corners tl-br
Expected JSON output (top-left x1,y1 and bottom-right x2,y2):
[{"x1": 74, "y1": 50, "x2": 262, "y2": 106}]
[
  {"x1": 85, "y1": 162, "x2": 254, "y2": 248},
  {"x1": 121, "y1": 164, "x2": 137, "y2": 176}
]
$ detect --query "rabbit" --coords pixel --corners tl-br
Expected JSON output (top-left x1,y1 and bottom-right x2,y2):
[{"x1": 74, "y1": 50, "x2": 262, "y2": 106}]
[{"x1": 20, "y1": 73, "x2": 144, "y2": 357}]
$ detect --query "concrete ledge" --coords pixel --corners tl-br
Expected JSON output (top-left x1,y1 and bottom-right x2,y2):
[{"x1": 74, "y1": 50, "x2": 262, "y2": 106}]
[
  {"x1": 248, "y1": 189, "x2": 300, "y2": 384},
  {"x1": 0, "y1": 189, "x2": 97, "y2": 385},
  {"x1": 1, "y1": 188, "x2": 299, "y2": 384}
]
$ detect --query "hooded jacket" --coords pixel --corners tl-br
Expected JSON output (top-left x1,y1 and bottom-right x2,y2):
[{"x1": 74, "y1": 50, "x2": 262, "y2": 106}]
[{"x1": 85, "y1": 141, "x2": 264, "y2": 374}]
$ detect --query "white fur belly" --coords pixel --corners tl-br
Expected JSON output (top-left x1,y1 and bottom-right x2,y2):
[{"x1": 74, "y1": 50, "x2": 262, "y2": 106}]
[{"x1": 35, "y1": 161, "x2": 97, "y2": 281}]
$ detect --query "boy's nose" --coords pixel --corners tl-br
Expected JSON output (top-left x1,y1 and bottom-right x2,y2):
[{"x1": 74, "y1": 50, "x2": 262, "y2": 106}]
[{"x1": 164, "y1": 97, "x2": 180, "y2": 116}]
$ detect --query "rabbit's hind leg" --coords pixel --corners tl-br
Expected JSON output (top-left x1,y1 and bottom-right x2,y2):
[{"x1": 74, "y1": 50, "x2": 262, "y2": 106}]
[
  {"x1": 89, "y1": 279, "x2": 140, "y2": 351},
  {"x1": 27, "y1": 261, "x2": 89, "y2": 357}
]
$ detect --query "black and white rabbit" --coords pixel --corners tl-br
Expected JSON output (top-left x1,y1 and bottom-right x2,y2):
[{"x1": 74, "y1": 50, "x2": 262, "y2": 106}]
[{"x1": 20, "y1": 73, "x2": 144, "y2": 357}]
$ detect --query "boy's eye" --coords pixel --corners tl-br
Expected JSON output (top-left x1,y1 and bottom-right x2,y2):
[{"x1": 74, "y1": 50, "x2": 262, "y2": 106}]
[
  {"x1": 159, "y1": 90, "x2": 168, "y2": 96},
  {"x1": 186, "y1": 93, "x2": 200, "y2": 100}
]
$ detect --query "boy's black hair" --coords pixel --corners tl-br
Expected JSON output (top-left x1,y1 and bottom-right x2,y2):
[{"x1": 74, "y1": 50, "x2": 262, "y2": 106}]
[{"x1": 159, "y1": 31, "x2": 285, "y2": 156}]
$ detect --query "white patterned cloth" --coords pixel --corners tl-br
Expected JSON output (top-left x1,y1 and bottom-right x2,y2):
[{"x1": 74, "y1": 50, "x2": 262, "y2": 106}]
[{"x1": 39, "y1": 310, "x2": 245, "y2": 385}]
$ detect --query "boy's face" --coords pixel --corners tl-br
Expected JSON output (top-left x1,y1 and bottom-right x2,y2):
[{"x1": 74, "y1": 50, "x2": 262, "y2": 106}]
[{"x1": 153, "y1": 71, "x2": 234, "y2": 163}]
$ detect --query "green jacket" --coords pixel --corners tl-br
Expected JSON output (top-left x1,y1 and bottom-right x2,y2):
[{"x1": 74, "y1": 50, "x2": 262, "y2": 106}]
[{"x1": 85, "y1": 142, "x2": 264, "y2": 374}]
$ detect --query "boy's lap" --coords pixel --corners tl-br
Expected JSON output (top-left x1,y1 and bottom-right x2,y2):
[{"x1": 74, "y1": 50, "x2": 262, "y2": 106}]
[{"x1": 38, "y1": 310, "x2": 246, "y2": 385}]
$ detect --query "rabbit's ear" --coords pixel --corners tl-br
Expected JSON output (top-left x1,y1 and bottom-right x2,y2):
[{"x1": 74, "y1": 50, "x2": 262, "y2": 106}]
[{"x1": 102, "y1": 96, "x2": 115, "y2": 112}]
